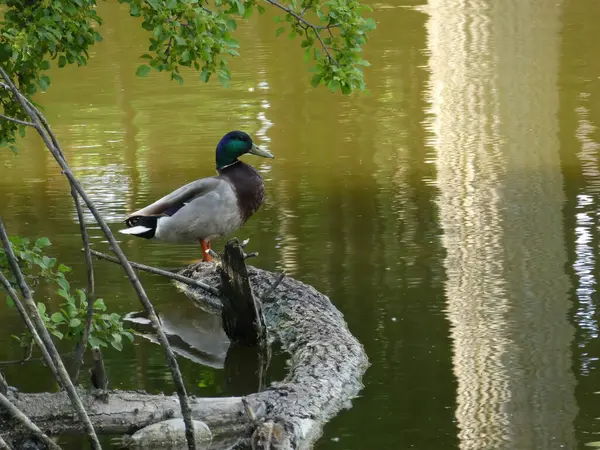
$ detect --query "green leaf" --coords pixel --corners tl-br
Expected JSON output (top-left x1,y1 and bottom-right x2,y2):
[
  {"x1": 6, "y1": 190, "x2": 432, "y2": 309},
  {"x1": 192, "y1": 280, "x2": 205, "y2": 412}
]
[
  {"x1": 275, "y1": 27, "x2": 285, "y2": 38},
  {"x1": 171, "y1": 72, "x2": 184, "y2": 85},
  {"x1": 37, "y1": 302, "x2": 46, "y2": 315},
  {"x1": 69, "y1": 318, "x2": 82, "y2": 328},
  {"x1": 51, "y1": 312, "x2": 65, "y2": 323},
  {"x1": 58, "y1": 55, "x2": 67, "y2": 68},
  {"x1": 77, "y1": 289, "x2": 86, "y2": 305},
  {"x1": 364, "y1": 18, "x2": 377, "y2": 31},
  {"x1": 123, "y1": 331, "x2": 134, "y2": 342},
  {"x1": 40, "y1": 60, "x2": 50, "y2": 70},
  {"x1": 51, "y1": 329, "x2": 64, "y2": 340},
  {"x1": 35, "y1": 237, "x2": 51, "y2": 248},
  {"x1": 38, "y1": 75, "x2": 50, "y2": 92},
  {"x1": 243, "y1": 5, "x2": 253, "y2": 19},
  {"x1": 311, "y1": 74, "x2": 322, "y2": 88},
  {"x1": 58, "y1": 264, "x2": 71, "y2": 273},
  {"x1": 57, "y1": 276, "x2": 70, "y2": 292},
  {"x1": 136, "y1": 65, "x2": 152, "y2": 77},
  {"x1": 93, "y1": 298, "x2": 106, "y2": 311},
  {"x1": 88, "y1": 335, "x2": 103, "y2": 348},
  {"x1": 234, "y1": 0, "x2": 245, "y2": 16},
  {"x1": 200, "y1": 68, "x2": 211, "y2": 83},
  {"x1": 57, "y1": 288, "x2": 70, "y2": 300},
  {"x1": 257, "y1": 5, "x2": 266, "y2": 14}
]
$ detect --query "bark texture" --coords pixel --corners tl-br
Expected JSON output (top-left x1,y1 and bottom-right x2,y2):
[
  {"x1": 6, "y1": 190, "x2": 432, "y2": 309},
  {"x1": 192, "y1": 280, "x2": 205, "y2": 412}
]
[
  {"x1": 178, "y1": 262, "x2": 369, "y2": 449},
  {"x1": 1, "y1": 262, "x2": 368, "y2": 449}
]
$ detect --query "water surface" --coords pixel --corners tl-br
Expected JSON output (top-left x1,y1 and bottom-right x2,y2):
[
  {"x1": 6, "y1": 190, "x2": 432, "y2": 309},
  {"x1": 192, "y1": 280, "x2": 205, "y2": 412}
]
[{"x1": 1, "y1": 1, "x2": 600, "y2": 449}]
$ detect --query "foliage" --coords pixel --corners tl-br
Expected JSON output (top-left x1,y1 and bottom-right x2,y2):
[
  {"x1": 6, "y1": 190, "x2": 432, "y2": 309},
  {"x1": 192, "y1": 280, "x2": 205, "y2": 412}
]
[
  {"x1": 0, "y1": 0, "x2": 374, "y2": 152},
  {"x1": 0, "y1": 0, "x2": 102, "y2": 153},
  {"x1": 118, "y1": 0, "x2": 375, "y2": 92},
  {"x1": 1, "y1": 236, "x2": 134, "y2": 352}
]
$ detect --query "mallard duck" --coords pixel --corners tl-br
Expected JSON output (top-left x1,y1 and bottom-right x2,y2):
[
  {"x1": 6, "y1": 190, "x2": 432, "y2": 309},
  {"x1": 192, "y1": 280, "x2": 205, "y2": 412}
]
[{"x1": 119, "y1": 131, "x2": 274, "y2": 262}]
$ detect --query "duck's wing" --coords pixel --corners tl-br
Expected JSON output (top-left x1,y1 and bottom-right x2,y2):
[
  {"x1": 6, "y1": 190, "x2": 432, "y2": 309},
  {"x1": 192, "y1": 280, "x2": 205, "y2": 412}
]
[{"x1": 128, "y1": 177, "x2": 223, "y2": 218}]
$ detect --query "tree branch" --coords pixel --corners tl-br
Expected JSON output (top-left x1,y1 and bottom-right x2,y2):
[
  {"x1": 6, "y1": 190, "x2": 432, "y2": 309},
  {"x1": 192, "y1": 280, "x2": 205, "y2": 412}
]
[
  {"x1": 0, "y1": 218, "x2": 102, "y2": 450},
  {"x1": 0, "y1": 433, "x2": 13, "y2": 450},
  {"x1": 89, "y1": 249, "x2": 220, "y2": 297},
  {"x1": 0, "y1": 113, "x2": 34, "y2": 127},
  {"x1": 0, "y1": 66, "x2": 198, "y2": 450},
  {"x1": 0, "y1": 79, "x2": 97, "y2": 385},
  {"x1": 263, "y1": 0, "x2": 337, "y2": 64},
  {"x1": 0, "y1": 392, "x2": 62, "y2": 450},
  {"x1": 0, "y1": 269, "x2": 60, "y2": 380}
]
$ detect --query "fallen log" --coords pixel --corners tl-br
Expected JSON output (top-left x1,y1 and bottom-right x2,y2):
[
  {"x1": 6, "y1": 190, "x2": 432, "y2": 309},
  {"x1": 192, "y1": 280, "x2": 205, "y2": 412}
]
[
  {"x1": 177, "y1": 255, "x2": 370, "y2": 449},
  {"x1": 1, "y1": 241, "x2": 369, "y2": 449}
]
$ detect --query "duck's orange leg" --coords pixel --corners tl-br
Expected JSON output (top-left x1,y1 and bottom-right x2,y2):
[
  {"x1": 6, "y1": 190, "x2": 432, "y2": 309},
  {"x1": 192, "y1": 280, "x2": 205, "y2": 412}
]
[{"x1": 200, "y1": 239, "x2": 213, "y2": 262}]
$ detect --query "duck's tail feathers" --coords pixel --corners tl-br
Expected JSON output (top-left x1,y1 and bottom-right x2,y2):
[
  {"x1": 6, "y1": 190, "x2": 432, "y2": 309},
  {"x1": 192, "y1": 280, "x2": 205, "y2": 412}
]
[{"x1": 119, "y1": 215, "x2": 158, "y2": 239}]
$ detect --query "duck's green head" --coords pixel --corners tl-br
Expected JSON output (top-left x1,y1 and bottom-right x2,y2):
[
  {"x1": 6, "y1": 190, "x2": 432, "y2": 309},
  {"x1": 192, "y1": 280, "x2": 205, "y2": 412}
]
[{"x1": 216, "y1": 131, "x2": 274, "y2": 170}]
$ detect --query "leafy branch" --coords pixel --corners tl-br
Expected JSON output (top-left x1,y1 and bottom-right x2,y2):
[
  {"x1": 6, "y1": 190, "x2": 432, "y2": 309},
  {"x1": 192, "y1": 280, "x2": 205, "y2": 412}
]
[{"x1": 1, "y1": 236, "x2": 134, "y2": 354}]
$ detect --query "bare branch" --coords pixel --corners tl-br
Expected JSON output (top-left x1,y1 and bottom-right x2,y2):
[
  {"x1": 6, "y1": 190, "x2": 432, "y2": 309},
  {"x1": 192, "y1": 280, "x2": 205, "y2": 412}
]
[
  {"x1": 263, "y1": 0, "x2": 337, "y2": 64},
  {"x1": 9, "y1": 81, "x2": 98, "y2": 385},
  {"x1": 0, "y1": 433, "x2": 14, "y2": 450},
  {"x1": 0, "y1": 392, "x2": 63, "y2": 450},
  {"x1": 261, "y1": 271, "x2": 286, "y2": 302},
  {"x1": 0, "y1": 269, "x2": 60, "y2": 381},
  {"x1": 0, "y1": 218, "x2": 102, "y2": 450},
  {"x1": 0, "y1": 66, "x2": 198, "y2": 450},
  {"x1": 71, "y1": 192, "x2": 95, "y2": 384},
  {"x1": 89, "y1": 249, "x2": 220, "y2": 296},
  {"x1": 0, "y1": 113, "x2": 34, "y2": 127}
]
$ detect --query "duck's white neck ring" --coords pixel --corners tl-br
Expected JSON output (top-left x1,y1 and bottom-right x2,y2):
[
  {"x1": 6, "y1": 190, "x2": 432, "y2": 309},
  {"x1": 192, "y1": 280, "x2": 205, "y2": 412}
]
[{"x1": 218, "y1": 160, "x2": 240, "y2": 171}]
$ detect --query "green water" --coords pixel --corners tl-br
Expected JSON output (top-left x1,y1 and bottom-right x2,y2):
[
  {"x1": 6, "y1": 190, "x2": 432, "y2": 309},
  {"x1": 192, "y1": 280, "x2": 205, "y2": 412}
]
[{"x1": 2, "y1": 0, "x2": 600, "y2": 448}]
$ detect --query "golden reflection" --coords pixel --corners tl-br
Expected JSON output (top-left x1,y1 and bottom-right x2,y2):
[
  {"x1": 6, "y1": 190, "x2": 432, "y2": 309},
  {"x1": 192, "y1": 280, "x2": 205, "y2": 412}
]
[
  {"x1": 426, "y1": 0, "x2": 577, "y2": 448},
  {"x1": 573, "y1": 94, "x2": 600, "y2": 374}
]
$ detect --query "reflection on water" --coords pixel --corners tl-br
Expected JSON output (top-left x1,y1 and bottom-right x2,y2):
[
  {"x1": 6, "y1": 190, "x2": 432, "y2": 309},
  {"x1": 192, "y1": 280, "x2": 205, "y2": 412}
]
[
  {"x1": 426, "y1": 0, "x2": 577, "y2": 449},
  {"x1": 573, "y1": 95, "x2": 600, "y2": 375}
]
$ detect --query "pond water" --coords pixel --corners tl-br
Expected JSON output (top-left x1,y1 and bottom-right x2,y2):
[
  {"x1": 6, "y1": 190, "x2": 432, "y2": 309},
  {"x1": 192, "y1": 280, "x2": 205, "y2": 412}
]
[{"x1": 1, "y1": 0, "x2": 600, "y2": 449}]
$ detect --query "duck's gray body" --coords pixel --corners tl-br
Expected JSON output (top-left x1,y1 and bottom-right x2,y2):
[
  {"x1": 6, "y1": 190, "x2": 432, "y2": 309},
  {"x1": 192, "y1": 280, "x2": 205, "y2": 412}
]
[{"x1": 121, "y1": 160, "x2": 265, "y2": 243}]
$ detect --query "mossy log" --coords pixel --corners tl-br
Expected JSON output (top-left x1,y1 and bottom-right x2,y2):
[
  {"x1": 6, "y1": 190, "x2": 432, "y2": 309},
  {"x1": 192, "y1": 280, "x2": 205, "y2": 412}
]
[{"x1": 1, "y1": 241, "x2": 369, "y2": 449}]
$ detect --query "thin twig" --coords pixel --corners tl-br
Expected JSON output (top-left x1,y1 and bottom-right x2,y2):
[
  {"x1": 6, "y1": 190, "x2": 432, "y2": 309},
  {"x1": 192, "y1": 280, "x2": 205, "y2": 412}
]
[
  {"x1": 263, "y1": 0, "x2": 337, "y2": 64},
  {"x1": 0, "y1": 392, "x2": 63, "y2": 450},
  {"x1": 0, "y1": 67, "x2": 197, "y2": 450},
  {"x1": 22, "y1": 92, "x2": 97, "y2": 385},
  {"x1": 71, "y1": 194, "x2": 95, "y2": 384},
  {"x1": 89, "y1": 249, "x2": 220, "y2": 296},
  {"x1": 0, "y1": 270, "x2": 60, "y2": 381},
  {"x1": 0, "y1": 113, "x2": 34, "y2": 127},
  {"x1": 261, "y1": 271, "x2": 286, "y2": 302},
  {"x1": 0, "y1": 218, "x2": 102, "y2": 450},
  {"x1": 0, "y1": 434, "x2": 13, "y2": 450},
  {"x1": 0, "y1": 351, "x2": 75, "y2": 366}
]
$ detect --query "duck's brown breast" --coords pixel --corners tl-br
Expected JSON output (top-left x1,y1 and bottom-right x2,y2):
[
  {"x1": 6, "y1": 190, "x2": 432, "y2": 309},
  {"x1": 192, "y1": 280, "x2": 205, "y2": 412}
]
[{"x1": 219, "y1": 161, "x2": 265, "y2": 223}]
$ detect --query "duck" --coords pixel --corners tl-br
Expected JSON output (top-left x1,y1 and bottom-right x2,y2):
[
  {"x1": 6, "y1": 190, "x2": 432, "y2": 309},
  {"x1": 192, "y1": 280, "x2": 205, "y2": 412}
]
[{"x1": 119, "y1": 131, "x2": 274, "y2": 262}]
